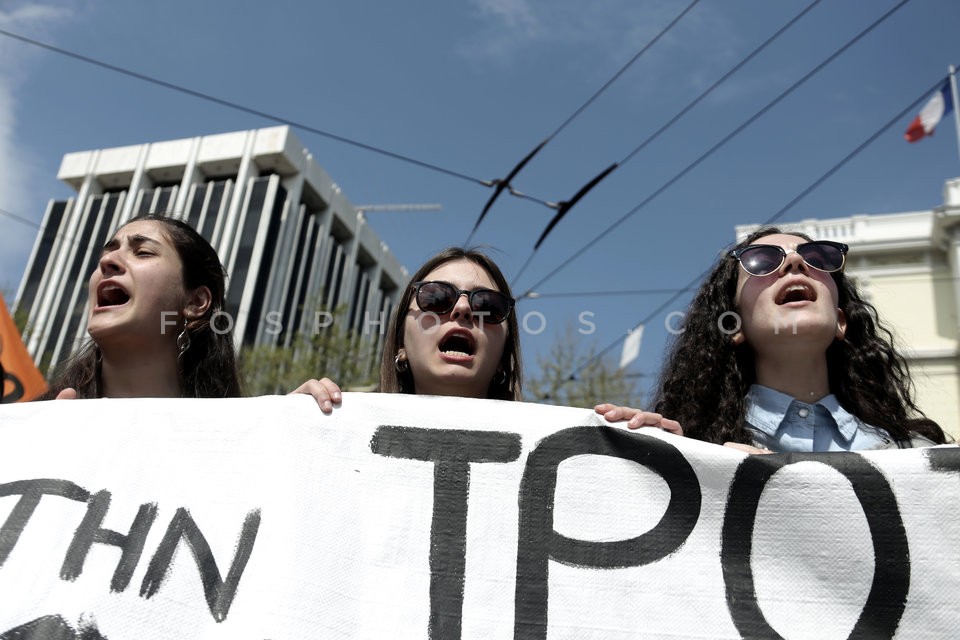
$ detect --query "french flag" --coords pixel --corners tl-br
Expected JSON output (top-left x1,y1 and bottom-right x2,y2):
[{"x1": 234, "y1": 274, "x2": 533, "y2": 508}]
[{"x1": 904, "y1": 80, "x2": 953, "y2": 143}]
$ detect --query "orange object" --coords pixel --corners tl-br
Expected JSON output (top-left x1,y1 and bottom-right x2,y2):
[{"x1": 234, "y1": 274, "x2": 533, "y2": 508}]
[{"x1": 1, "y1": 296, "x2": 47, "y2": 402}]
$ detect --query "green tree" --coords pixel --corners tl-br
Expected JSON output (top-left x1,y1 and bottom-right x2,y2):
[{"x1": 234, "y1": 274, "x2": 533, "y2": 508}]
[
  {"x1": 525, "y1": 324, "x2": 646, "y2": 409},
  {"x1": 13, "y1": 305, "x2": 30, "y2": 337},
  {"x1": 240, "y1": 306, "x2": 380, "y2": 395}
]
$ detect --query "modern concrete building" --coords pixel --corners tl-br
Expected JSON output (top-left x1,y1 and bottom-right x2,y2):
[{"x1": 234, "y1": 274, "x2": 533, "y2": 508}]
[
  {"x1": 737, "y1": 176, "x2": 960, "y2": 439},
  {"x1": 14, "y1": 126, "x2": 408, "y2": 375}
]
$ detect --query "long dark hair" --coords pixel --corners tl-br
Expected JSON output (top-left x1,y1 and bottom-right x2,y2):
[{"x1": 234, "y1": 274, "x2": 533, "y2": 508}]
[
  {"x1": 654, "y1": 227, "x2": 945, "y2": 444},
  {"x1": 379, "y1": 247, "x2": 522, "y2": 400},
  {"x1": 44, "y1": 215, "x2": 242, "y2": 399}
]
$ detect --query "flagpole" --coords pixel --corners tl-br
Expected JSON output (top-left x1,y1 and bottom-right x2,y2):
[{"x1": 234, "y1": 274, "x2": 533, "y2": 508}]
[{"x1": 949, "y1": 64, "x2": 960, "y2": 162}]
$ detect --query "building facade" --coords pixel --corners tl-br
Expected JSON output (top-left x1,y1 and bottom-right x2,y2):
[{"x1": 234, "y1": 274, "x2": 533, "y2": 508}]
[
  {"x1": 737, "y1": 177, "x2": 960, "y2": 439},
  {"x1": 15, "y1": 126, "x2": 408, "y2": 376}
]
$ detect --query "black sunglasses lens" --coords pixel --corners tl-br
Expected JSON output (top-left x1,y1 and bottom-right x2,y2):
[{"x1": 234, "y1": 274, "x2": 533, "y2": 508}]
[
  {"x1": 797, "y1": 242, "x2": 844, "y2": 272},
  {"x1": 471, "y1": 290, "x2": 511, "y2": 323},
  {"x1": 416, "y1": 282, "x2": 457, "y2": 313},
  {"x1": 739, "y1": 246, "x2": 783, "y2": 276},
  {"x1": 415, "y1": 282, "x2": 513, "y2": 322}
]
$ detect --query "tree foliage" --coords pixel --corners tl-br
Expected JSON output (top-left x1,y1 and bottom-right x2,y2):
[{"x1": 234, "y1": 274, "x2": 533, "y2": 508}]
[
  {"x1": 0, "y1": 291, "x2": 30, "y2": 336},
  {"x1": 525, "y1": 324, "x2": 645, "y2": 409},
  {"x1": 240, "y1": 307, "x2": 380, "y2": 395}
]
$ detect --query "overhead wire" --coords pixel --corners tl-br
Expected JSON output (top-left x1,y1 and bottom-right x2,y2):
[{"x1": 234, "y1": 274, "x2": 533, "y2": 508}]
[
  {"x1": 0, "y1": 207, "x2": 88, "y2": 255},
  {"x1": 0, "y1": 9, "x2": 701, "y2": 240},
  {"x1": 544, "y1": 0, "x2": 703, "y2": 142},
  {"x1": 464, "y1": 0, "x2": 702, "y2": 244},
  {"x1": 508, "y1": 0, "x2": 826, "y2": 285},
  {"x1": 0, "y1": 27, "x2": 489, "y2": 188},
  {"x1": 561, "y1": 71, "x2": 950, "y2": 383},
  {"x1": 522, "y1": 268, "x2": 960, "y2": 301},
  {"x1": 0, "y1": 208, "x2": 46, "y2": 234},
  {"x1": 0, "y1": 207, "x2": 88, "y2": 293},
  {"x1": 616, "y1": 0, "x2": 824, "y2": 167},
  {"x1": 0, "y1": 5, "x2": 945, "y2": 390},
  {"x1": 0, "y1": 2, "x2": 806, "y2": 260},
  {"x1": 525, "y1": 288, "x2": 687, "y2": 299},
  {"x1": 514, "y1": 0, "x2": 913, "y2": 297}
]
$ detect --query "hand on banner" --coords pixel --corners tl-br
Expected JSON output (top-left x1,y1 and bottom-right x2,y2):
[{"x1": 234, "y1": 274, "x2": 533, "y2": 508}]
[
  {"x1": 55, "y1": 388, "x2": 78, "y2": 400},
  {"x1": 723, "y1": 442, "x2": 773, "y2": 455},
  {"x1": 594, "y1": 404, "x2": 683, "y2": 436},
  {"x1": 290, "y1": 378, "x2": 342, "y2": 414}
]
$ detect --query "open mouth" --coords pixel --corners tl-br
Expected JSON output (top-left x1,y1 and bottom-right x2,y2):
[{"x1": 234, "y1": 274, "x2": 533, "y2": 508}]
[
  {"x1": 439, "y1": 331, "x2": 476, "y2": 357},
  {"x1": 97, "y1": 283, "x2": 130, "y2": 307},
  {"x1": 776, "y1": 282, "x2": 816, "y2": 305}
]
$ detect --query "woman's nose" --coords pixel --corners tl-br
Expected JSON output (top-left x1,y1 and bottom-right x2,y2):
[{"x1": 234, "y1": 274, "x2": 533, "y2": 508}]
[
  {"x1": 449, "y1": 292, "x2": 473, "y2": 320},
  {"x1": 778, "y1": 249, "x2": 807, "y2": 275},
  {"x1": 98, "y1": 250, "x2": 124, "y2": 275}
]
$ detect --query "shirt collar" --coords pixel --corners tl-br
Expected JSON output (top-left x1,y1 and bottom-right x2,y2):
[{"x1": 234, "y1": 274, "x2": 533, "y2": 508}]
[
  {"x1": 744, "y1": 384, "x2": 861, "y2": 442},
  {"x1": 812, "y1": 392, "x2": 861, "y2": 441},
  {"x1": 744, "y1": 385, "x2": 794, "y2": 436}
]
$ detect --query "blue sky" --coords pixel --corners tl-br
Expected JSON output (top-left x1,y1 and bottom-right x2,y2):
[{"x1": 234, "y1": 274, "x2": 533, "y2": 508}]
[{"x1": 1, "y1": 0, "x2": 959, "y2": 400}]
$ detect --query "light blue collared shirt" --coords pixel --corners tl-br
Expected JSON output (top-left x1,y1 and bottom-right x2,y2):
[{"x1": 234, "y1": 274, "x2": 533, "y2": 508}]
[{"x1": 744, "y1": 384, "x2": 894, "y2": 452}]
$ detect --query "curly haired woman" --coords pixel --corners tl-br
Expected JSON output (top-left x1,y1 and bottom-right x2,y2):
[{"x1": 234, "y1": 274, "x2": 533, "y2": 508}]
[{"x1": 597, "y1": 227, "x2": 946, "y2": 452}]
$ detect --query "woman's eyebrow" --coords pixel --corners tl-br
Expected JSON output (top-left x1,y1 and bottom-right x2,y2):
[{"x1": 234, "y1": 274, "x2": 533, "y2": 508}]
[
  {"x1": 128, "y1": 234, "x2": 162, "y2": 247},
  {"x1": 100, "y1": 234, "x2": 162, "y2": 254}
]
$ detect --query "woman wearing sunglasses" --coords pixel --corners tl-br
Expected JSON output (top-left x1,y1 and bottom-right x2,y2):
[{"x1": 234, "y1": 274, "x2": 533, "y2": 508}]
[
  {"x1": 379, "y1": 247, "x2": 521, "y2": 399},
  {"x1": 292, "y1": 247, "x2": 519, "y2": 408},
  {"x1": 601, "y1": 227, "x2": 945, "y2": 451}
]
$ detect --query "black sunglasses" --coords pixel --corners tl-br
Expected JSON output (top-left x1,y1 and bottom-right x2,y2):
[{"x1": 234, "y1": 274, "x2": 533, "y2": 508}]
[
  {"x1": 411, "y1": 281, "x2": 515, "y2": 324},
  {"x1": 730, "y1": 240, "x2": 848, "y2": 277}
]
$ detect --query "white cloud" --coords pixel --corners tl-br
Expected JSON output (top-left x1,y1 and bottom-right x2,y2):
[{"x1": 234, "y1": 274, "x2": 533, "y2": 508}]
[
  {"x1": 457, "y1": 0, "x2": 700, "y2": 65},
  {"x1": 457, "y1": 0, "x2": 543, "y2": 64},
  {"x1": 457, "y1": 0, "x2": 743, "y2": 86},
  {"x1": 456, "y1": 0, "x2": 794, "y2": 125},
  {"x1": 0, "y1": 2, "x2": 71, "y2": 24},
  {"x1": 473, "y1": 0, "x2": 540, "y2": 31},
  {"x1": 0, "y1": 2, "x2": 75, "y2": 297}
]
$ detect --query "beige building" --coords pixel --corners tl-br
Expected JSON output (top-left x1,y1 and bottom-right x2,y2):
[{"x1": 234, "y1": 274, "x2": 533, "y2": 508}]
[{"x1": 737, "y1": 177, "x2": 960, "y2": 440}]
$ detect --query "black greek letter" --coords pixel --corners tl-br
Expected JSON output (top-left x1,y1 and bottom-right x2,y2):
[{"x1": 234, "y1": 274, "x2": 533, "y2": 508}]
[
  {"x1": 0, "y1": 479, "x2": 89, "y2": 568},
  {"x1": 926, "y1": 446, "x2": 960, "y2": 475},
  {"x1": 60, "y1": 489, "x2": 158, "y2": 592},
  {"x1": 721, "y1": 453, "x2": 909, "y2": 639},
  {"x1": 514, "y1": 427, "x2": 701, "y2": 640},
  {"x1": 371, "y1": 425, "x2": 522, "y2": 640},
  {"x1": 140, "y1": 508, "x2": 261, "y2": 623}
]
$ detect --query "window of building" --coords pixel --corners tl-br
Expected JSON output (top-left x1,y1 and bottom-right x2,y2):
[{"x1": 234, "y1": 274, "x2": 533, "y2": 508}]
[
  {"x1": 279, "y1": 208, "x2": 320, "y2": 346},
  {"x1": 186, "y1": 183, "x2": 207, "y2": 230},
  {"x1": 60, "y1": 192, "x2": 122, "y2": 356},
  {"x1": 17, "y1": 201, "x2": 68, "y2": 318},
  {"x1": 244, "y1": 180, "x2": 286, "y2": 344}
]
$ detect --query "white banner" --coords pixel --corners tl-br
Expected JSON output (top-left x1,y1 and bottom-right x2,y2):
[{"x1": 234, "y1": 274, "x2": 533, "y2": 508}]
[{"x1": 0, "y1": 394, "x2": 958, "y2": 639}]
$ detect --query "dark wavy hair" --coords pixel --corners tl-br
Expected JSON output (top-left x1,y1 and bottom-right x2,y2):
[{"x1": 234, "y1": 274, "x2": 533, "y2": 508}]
[
  {"x1": 44, "y1": 215, "x2": 242, "y2": 399},
  {"x1": 379, "y1": 247, "x2": 522, "y2": 400},
  {"x1": 654, "y1": 227, "x2": 945, "y2": 445}
]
